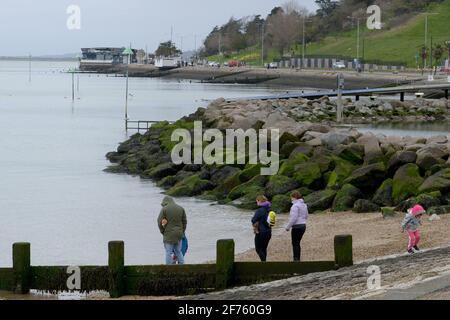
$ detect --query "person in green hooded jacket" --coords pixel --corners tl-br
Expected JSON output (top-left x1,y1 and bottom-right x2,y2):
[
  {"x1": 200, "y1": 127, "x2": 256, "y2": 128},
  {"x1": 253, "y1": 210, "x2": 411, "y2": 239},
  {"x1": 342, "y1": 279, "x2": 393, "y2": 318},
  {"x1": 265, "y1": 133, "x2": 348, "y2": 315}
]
[{"x1": 157, "y1": 196, "x2": 187, "y2": 265}]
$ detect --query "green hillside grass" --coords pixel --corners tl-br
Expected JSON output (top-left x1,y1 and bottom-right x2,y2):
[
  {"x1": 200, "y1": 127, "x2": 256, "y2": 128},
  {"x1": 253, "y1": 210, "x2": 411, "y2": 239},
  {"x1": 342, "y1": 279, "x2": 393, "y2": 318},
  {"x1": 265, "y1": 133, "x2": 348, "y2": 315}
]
[
  {"x1": 206, "y1": 0, "x2": 450, "y2": 68},
  {"x1": 306, "y1": 0, "x2": 450, "y2": 67}
]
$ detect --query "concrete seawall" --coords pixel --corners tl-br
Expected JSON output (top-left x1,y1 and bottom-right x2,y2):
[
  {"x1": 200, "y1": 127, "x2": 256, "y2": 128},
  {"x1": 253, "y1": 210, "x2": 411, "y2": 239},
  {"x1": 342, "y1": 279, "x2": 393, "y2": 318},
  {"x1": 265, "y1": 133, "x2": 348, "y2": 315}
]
[{"x1": 80, "y1": 63, "x2": 425, "y2": 89}]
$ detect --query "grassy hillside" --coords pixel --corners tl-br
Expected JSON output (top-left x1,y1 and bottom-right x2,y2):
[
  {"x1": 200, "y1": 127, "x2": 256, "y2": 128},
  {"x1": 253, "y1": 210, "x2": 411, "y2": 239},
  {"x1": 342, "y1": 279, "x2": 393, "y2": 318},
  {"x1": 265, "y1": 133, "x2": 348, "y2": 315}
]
[
  {"x1": 306, "y1": 0, "x2": 450, "y2": 67},
  {"x1": 207, "y1": 0, "x2": 450, "y2": 68}
]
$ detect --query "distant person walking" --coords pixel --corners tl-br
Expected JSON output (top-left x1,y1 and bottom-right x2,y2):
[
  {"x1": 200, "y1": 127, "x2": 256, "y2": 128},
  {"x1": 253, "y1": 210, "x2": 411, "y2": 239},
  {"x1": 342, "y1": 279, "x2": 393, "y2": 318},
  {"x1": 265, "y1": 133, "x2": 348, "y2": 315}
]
[
  {"x1": 157, "y1": 196, "x2": 187, "y2": 265},
  {"x1": 285, "y1": 191, "x2": 309, "y2": 262},
  {"x1": 251, "y1": 195, "x2": 272, "y2": 262}
]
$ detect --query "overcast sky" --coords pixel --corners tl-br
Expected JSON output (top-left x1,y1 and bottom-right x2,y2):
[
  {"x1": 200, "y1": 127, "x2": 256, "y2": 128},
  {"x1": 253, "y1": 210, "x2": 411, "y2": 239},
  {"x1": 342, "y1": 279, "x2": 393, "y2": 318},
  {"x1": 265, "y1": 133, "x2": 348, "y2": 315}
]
[{"x1": 0, "y1": 0, "x2": 318, "y2": 56}]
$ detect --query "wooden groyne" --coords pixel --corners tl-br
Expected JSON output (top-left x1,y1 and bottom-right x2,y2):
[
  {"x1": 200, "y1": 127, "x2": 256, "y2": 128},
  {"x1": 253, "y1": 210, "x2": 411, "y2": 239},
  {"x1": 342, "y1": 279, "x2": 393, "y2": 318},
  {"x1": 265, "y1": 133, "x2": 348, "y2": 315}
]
[{"x1": 0, "y1": 236, "x2": 353, "y2": 298}]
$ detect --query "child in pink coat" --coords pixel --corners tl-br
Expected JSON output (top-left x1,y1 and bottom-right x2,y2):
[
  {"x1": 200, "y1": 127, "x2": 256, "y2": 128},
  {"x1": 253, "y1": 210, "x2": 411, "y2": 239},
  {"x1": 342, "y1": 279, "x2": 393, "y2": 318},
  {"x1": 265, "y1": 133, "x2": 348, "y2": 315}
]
[{"x1": 401, "y1": 205, "x2": 425, "y2": 254}]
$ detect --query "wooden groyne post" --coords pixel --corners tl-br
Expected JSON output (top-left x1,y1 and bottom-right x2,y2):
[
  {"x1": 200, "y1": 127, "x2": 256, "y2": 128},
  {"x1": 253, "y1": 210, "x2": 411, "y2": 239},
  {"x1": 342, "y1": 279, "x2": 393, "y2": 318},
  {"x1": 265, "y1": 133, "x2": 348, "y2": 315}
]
[
  {"x1": 13, "y1": 243, "x2": 31, "y2": 294},
  {"x1": 216, "y1": 239, "x2": 235, "y2": 290},
  {"x1": 108, "y1": 241, "x2": 125, "y2": 298},
  {"x1": 334, "y1": 235, "x2": 353, "y2": 268}
]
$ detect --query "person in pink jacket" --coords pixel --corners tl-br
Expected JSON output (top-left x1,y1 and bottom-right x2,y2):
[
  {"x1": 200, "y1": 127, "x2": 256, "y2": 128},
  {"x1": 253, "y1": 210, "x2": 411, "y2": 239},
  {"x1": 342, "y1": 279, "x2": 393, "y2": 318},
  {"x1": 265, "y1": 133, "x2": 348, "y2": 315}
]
[{"x1": 401, "y1": 205, "x2": 425, "y2": 254}]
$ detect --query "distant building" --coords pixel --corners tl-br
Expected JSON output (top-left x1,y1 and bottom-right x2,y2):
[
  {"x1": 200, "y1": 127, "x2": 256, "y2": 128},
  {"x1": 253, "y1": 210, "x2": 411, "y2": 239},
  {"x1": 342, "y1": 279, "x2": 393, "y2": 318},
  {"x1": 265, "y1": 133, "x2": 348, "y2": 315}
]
[{"x1": 80, "y1": 47, "x2": 137, "y2": 66}]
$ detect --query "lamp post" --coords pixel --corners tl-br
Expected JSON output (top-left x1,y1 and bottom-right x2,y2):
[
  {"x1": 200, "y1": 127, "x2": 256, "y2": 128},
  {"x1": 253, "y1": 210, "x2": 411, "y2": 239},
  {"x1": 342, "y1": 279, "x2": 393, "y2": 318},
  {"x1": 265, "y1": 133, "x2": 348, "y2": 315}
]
[
  {"x1": 68, "y1": 67, "x2": 75, "y2": 101},
  {"x1": 423, "y1": 13, "x2": 440, "y2": 70},
  {"x1": 261, "y1": 21, "x2": 265, "y2": 67},
  {"x1": 76, "y1": 54, "x2": 81, "y2": 93},
  {"x1": 28, "y1": 53, "x2": 32, "y2": 82},
  {"x1": 347, "y1": 16, "x2": 362, "y2": 69},
  {"x1": 302, "y1": 16, "x2": 312, "y2": 68},
  {"x1": 123, "y1": 46, "x2": 133, "y2": 131}
]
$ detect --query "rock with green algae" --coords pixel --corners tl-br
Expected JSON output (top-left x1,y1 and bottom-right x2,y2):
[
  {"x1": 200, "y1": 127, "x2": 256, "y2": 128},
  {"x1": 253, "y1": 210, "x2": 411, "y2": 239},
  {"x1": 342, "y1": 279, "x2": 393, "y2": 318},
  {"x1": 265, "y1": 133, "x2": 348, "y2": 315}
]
[
  {"x1": 353, "y1": 200, "x2": 380, "y2": 213},
  {"x1": 230, "y1": 186, "x2": 267, "y2": 210},
  {"x1": 212, "y1": 171, "x2": 242, "y2": 198},
  {"x1": 333, "y1": 143, "x2": 365, "y2": 165},
  {"x1": 332, "y1": 184, "x2": 363, "y2": 212},
  {"x1": 238, "y1": 164, "x2": 263, "y2": 183},
  {"x1": 278, "y1": 153, "x2": 309, "y2": 177},
  {"x1": 271, "y1": 194, "x2": 292, "y2": 213},
  {"x1": 392, "y1": 164, "x2": 424, "y2": 204},
  {"x1": 343, "y1": 162, "x2": 386, "y2": 190},
  {"x1": 395, "y1": 191, "x2": 442, "y2": 212},
  {"x1": 304, "y1": 189, "x2": 337, "y2": 213},
  {"x1": 387, "y1": 151, "x2": 417, "y2": 174},
  {"x1": 381, "y1": 207, "x2": 397, "y2": 219},
  {"x1": 293, "y1": 161, "x2": 323, "y2": 188},
  {"x1": 142, "y1": 163, "x2": 179, "y2": 180},
  {"x1": 167, "y1": 175, "x2": 215, "y2": 197},
  {"x1": 419, "y1": 168, "x2": 450, "y2": 194},
  {"x1": 227, "y1": 175, "x2": 269, "y2": 201},
  {"x1": 372, "y1": 179, "x2": 394, "y2": 207},
  {"x1": 265, "y1": 175, "x2": 300, "y2": 198},
  {"x1": 326, "y1": 157, "x2": 355, "y2": 189},
  {"x1": 428, "y1": 205, "x2": 450, "y2": 215}
]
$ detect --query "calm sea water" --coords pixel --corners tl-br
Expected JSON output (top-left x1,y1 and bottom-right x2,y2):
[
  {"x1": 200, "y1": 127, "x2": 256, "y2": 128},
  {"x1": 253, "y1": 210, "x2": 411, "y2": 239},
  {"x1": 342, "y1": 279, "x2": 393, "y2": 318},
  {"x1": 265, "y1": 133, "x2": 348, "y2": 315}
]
[{"x1": 0, "y1": 60, "x2": 282, "y2": 267}]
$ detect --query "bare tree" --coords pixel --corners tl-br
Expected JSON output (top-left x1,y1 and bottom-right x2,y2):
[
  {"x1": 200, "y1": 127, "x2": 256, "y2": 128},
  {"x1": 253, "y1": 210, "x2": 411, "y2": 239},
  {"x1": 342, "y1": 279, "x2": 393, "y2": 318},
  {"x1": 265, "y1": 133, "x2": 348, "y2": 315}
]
[{"x1": 266, "y1": 2, "x2": 309, "y2": 56}]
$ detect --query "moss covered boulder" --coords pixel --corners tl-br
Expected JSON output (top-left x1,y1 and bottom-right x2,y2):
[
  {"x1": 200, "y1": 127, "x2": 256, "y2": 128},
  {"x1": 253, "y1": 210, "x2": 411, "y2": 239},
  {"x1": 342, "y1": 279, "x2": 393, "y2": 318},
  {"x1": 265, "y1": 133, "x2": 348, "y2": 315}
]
[
  {"x1": 381, "y1": 207, "x2": 397, "y2": 219},
  {"x1": 293, "y1": 161, "x2": 322, "y2": 188},
  {"x1": 157, "y1": 176, "x2": 178, "y2": 189},
  {"x1": 230, "y1": 185, "x2": 267, "y2": 210},
  {"x1": 332, "y1": 184, "x2": 363, "y2": 212},
  {"x1": 372, "y1": 179, "x2": 393, "y2": 207},
  {"x1": 327, "y1": 157, "x2": 355, "y2": 189},
  {"x1": 387, "y1": 151, "x2": 418, "y2": 175},
  {"x1": 334, "y1": 143, "x2": 365, "y2": 165},
  {"x1": 238, "y1": 164, "x2": 263, "y2": 182},
  {"x1": 392, "y1": 164, "x2": 424, "y2": 204},
  {"x1": 209, "y1": 166, "x2": 241, "y2": 186},
  {"x1": 416, "y1": 146, "x2": 448, "y2": 170},
  {"x1": 228, "y1": 175, "x2": 269, "y2": 201},
  {"x1": 311, "y1": 148, "x2": 335, "y2": 173},
  {"x1": 272, "y1": 194, "x2": 292, "y2": 213},
  {"x1": 419, "y1": 168, "x2": 450, "y2": 194},
  {"x1": 428, "y1": 205, "x2": 450, "y2": 215},
  {"x1": 279, "y1": 153, "x2": 309, "y2": 177},
  {"x1": 212, "y1": 171, "x2": 242, "y2": 198},
  {"x1": 167, "y1": 175, "x2": 215, "y2": 197},
  {"x1": 304, "y1": 189, "x2": 337, "y2": 213},
  {"x1": 265, "y1": 175, "x2": 300, "y2": 198},
  {"x1": 396, "y1": 191, "x2": 442, "y2": 212},
  {"x1": 142, "y1": 163, "x2": 178, "y2": 180},
  {"x1": 343, "y1": 162, "x2": 386, "y2": 190},
  {"x1": 288, "y1": 143, "x2": 314, "y2": 158},
  {"x1": 353, "y1": 200, "x2": 380, "y2": 213}
]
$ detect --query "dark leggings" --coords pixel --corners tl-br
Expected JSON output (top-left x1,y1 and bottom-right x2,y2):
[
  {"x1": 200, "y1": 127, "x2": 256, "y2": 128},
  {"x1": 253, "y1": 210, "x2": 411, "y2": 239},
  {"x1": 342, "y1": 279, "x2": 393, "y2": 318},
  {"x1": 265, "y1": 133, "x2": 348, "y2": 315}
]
[
  {"x1": 292, "y1": 225, "x2": 306, "y2": 261},
  {"x1": 255, "y1": 232, "x2": 272, "y2": 262}
]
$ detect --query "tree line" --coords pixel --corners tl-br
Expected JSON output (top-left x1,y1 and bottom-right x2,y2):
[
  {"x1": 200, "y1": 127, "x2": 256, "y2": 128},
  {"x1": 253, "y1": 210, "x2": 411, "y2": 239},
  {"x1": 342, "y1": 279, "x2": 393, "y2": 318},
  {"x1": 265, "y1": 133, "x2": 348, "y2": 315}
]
[{"x1": 198, "y1": 0, "x2": 446, "y2": 61}]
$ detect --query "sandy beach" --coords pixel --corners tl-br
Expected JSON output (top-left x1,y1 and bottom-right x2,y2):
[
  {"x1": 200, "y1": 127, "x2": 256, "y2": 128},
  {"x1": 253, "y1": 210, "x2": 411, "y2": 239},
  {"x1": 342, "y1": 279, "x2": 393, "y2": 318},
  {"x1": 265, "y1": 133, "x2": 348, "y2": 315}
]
[{"x1": 236, "y1": 211, "x2": 450, "y2": 263}]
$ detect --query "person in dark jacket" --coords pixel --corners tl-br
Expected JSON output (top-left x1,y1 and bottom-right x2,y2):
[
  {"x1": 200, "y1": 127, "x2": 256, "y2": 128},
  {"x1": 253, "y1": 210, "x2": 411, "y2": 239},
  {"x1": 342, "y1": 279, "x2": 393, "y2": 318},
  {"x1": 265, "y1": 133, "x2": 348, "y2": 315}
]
[
  {"x1": 157, "y1": 196, "x2": 187, "y2": 265},
  {"x1": 251, "y1": 195, "x2": 272, "y2": 262}
]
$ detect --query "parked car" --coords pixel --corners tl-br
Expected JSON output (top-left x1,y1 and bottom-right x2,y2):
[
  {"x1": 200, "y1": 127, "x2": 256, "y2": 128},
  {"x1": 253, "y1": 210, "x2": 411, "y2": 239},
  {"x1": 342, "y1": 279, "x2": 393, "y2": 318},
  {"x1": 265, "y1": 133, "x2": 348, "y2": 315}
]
[
  {"x1": 228, "y1": 60, "x2": 239, "y2": 67},
  {"x1": 208, "y1": 61, "x2": 220, "y2": 68},
  {"x1": 267, "y1": 62, "x2": 278, "y2": 69},
  {"x1": 332, "y1": 61, "x2": 346, "y2": 69}
]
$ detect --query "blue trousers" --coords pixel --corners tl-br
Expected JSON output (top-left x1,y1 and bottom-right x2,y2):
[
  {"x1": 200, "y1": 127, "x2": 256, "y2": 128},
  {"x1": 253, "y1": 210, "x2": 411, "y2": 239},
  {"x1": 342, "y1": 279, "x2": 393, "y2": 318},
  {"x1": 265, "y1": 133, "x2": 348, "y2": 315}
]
[{"x1": 164, "y1": 241, "x2": 184, "y2": 265}]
